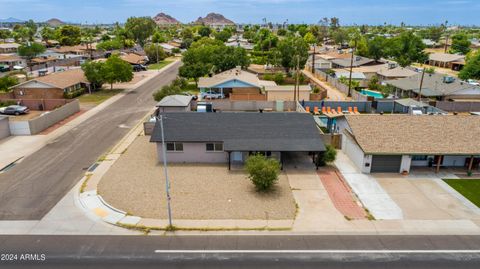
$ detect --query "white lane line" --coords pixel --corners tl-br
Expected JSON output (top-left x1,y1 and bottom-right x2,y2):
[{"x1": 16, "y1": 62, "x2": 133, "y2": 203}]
[{"x1": 155, "y1": 250, "x2": 480, "y2": 254}]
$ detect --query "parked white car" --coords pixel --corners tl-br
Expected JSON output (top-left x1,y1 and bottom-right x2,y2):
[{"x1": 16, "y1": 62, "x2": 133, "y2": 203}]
[
  {"x1": 467, "y1": 79, "x2": 480, "y2": 86},
  {"x1": 201, "y1": 91, "x2": 225, "y2": 99}
]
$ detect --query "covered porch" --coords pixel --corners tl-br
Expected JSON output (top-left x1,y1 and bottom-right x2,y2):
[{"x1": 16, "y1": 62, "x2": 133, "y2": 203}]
[{"x1": 226, "y1": 151, "x2": 324, "y2": 171}]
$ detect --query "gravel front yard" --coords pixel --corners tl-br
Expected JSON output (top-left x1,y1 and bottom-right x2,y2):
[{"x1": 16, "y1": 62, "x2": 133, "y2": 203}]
[{"x1": 98, "y1": 135, "x2": 296, "y2": 220}]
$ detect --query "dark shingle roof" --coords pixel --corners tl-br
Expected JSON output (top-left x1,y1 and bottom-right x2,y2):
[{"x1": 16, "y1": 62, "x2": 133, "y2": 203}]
[{"x1": 150, "y1": 112, "x2": 325, "y2": 152}]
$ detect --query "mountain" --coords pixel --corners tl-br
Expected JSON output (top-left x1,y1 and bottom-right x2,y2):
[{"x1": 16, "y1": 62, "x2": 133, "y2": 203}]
[
  {"x1": 0, "y1": 17, "x2": 25, "y2": 23},
  {"x1": 194, "y1": 13, "x2": 235, "y2": 26},
  {"x1": 45, "y1": 18, "x2": 64, "y2": 27},
  {"x1": 153, "y1": 12, "x2": 180, "y2": 25}
]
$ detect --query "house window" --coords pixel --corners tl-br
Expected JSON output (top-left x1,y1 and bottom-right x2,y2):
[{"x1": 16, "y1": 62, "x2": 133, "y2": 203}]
[
  {"x1": 206, "y1": 143, "x2": 223, "y2": 152},
  {"x1": 412, "y1": 155, "x2": 428, "y2": 161},
  {"x1": 166, "y1": 142, "x2": 183, "y2": 152}
]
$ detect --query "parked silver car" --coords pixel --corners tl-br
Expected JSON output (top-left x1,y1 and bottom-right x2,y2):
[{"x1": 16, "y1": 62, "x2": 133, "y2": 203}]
[
  {"x1": 201, "y1": 90, "x2": 225, "y2": 99},
  {"x1": 0, "y1": 105, "x2": 30, "y2": 116}
]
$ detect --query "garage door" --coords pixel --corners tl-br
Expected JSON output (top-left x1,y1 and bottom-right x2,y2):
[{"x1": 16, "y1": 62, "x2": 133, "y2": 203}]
[{"x1": 371, "y1": 155, "x2": 402, "y2": 173}]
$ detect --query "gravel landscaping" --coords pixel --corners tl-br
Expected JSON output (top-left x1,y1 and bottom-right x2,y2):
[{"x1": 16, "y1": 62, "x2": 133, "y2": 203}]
[{"x1": 98, "y1": 135, "x2": 296, "y2": 220}]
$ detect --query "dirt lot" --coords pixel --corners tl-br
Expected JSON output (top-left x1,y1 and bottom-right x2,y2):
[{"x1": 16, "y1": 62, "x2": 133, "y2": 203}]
[{"x1": 98, "y1": 136, "x2": 296, "y2": 220}]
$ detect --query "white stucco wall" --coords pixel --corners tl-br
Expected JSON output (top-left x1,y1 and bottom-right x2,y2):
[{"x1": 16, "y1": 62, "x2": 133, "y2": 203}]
[
  {"x1": 342, "y1": 132, "x2": 371, "y2": 173},
  {"x1": 156, "y1": 142, "x2": 228, "y2": 163}
]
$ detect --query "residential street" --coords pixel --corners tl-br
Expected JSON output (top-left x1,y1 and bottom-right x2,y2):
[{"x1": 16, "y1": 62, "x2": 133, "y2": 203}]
[
  {"x1": 0, "y1": 61, "x2": 181, "y2": 220},
  {"x1": 0, "y1": 235, "x2": 480, "y2": 268}
]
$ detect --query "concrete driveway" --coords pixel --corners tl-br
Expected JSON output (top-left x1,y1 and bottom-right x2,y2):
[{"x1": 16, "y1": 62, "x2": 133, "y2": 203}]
[{"x1": 375, "y1": 174, "x2": 479, "y2": 220}]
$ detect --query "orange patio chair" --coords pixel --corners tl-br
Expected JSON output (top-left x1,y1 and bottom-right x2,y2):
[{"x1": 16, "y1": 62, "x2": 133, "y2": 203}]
[
  {"x1": 305, "y1": 106, "x2": 310, "y2": 113},
  {"x1": 353, "y1": 107, "x2": 359, "y2": 114},
  {"x1": 322, "y1": 106, "x2": 326, "y2": 114},
  {"x1": 337, "y1": 107, "x2": 342, "y2": 113},
  {"x1": 327, "y1": 107, "x2": 331, "y2": 113},
  {"x1": 348, "y1": 107, "x2": 353, "y2": 113},
  {"x1": 313, "y1": 106, "x2": 319, "y2": 114}
]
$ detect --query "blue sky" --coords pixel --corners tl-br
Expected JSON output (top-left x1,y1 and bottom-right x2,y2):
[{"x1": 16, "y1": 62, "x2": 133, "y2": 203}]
[{"x1": 0, "y1": 0, "x2": 478, "y2": 25}]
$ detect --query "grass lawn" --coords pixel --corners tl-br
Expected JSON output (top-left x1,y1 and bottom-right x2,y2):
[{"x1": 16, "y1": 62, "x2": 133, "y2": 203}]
[
  {"x1": 148, "y1": 60, "x2": 173, "y2": 70},
  {"x1": 78, "y1": 89, "x2": 124, "y2": 105},
  {"x1": 443, "y1": 179, "x2": 480, "y2": 207}
]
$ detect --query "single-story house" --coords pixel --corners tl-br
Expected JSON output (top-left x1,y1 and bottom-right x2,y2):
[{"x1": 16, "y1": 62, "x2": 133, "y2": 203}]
[
  {"x1": 334, "y1": 71, "x2": 366, "y2": 80},
  {"x1": 120, "y1": 53, "x2": 148, "y2": 65},
  {"x1": 9, "y1": 69, "x2": 89, "y2": 99},
  {"x1": 0, "y1": 43, "x2": 20, "y2": 54},
  {"x1": 265, "y1": 85, "x2": 311, "y2": 101},
  {"x1": 0, "y1": 54, "x2": 26, "y2": 69},
  {"x1": 159, "y1": 43, "x2": 176, "y2": 53},
  {"x1": 330, "y1": 56, "x2": 375, "y2": 69},
  {"x1": 376, "y1": 66, "x2": 417, "y2": 81},
  {"x1": 342, "y1": 114, "x2": 480, "y2": 174},
  {"x1": 198, "y1": 67, "x2": 264, "y2": 98},
  {"x1": 385, "y1": 73, "x2": 480, "y2": 100},
  {"x1": 155, "y1": 95, "x2": 193, "y2": 112},
  {"x1": 428, "y1": 53, "x2": 465, "y2": 71},
  {"x1": 150, "y1": 112, "x2": 326, "y2": 169}
]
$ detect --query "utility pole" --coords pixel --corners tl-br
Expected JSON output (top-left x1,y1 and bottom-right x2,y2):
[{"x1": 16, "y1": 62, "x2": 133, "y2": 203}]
[
  {"x1": 158, "y1": 115, "x2": 173, "y2": 228},
  {"x1": 444, "y1": 35, "x2": 449, "y2": 53},
  {"x1": 295, "y1": 55, "x2": 300, "y2": 102},
  {"x1": 417, "y1": 68, "x2": 426, "y2": 101},
  {"x1": 311, "y1": 44, "x2": 316, "y2": 74},
  {"x1": 347, "y1": 39, "x2": 357, "y2": 97}
]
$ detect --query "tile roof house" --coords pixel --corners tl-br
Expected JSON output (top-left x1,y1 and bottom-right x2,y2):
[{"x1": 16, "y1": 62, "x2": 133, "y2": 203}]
[
  {"x1": 0, "y1": 43, "x2": 20, "y2": 53},
  {"x1": 376, "y1": 66, "x2": 417, "y2": 81},
  {"x1": 10, "y1": 69, "x2": 89, "y2": 99},
  {"x1": 385, "y1": 73, "x2": 480, "y2": 100},
  {"x1": 428, "y1": 53, "x2": 465, "y2": 71},
  {"x1": 120, "y1": 53, "x2": 148, "y2": 65},
  {"x1": 150, "y1": 112, "x2": 325, "y2": 169},
  {"x1": 330, "y1": 56, "x2": 375, "y2": 68},
  {"x1": 342, "y1": 114, "x2": 480, "y2": 173},
  {"x1": 0, "y1": 54, "x2": 26, "y2": 69}
]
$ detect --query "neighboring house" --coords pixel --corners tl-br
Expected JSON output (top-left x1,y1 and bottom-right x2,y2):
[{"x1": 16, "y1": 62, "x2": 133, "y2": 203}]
[
  {"x1": 334, "y1": 71, "x2": 366, "y2": 81},
  {"x1": 0, "y1": 43, "x2": 20, "y2": 54},
  {"x1": 428, "y1": 53, "x2": 465, "y2": 71},
  {"x1": 198, "y1": 67, "x2": 263, "y2": 98},
  {"x1": 155, "y1": 95, "x2": 193, "y2": 112},
  {"x1": 330, "y1": 56, "x2": 375, "y2": 69},
  {"x1": 149, "y1": 112, "x2": 326, "y2": 169},
  {"x1": 120, "y1": 53, "x2": 148, "y2": 65},
  {"x1": 9, "y1": 69, "x2": 89, "y2": 99},
  {"x1": 422, "y1": 39, "x2": 437, "y2": 47},
  {"x1": 385, "y1": 73, "x2": 480, "y2": 100},
  {"x1": 52, "y1": 44, "x2": 98, "y2": 57},
  {"x1": 0, "y1": 54, "x2": 26, "y2": 69},
  {"x1": 159, "y1": 43, "x2": 176, "y2": 53},
  {"x1": 377, "y1": 66, "x2": 417, "y2": 81},
  {"x1": 342, "y1": 114, "x2": 480, "y2": 174},
  {"x1": 264, "y1": 85, "x2": 311, "y2": 101}
]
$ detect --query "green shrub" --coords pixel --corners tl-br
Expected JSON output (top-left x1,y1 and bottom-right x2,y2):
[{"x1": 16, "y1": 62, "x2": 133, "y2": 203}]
[
  {"x1": 315, "y1": 145, "x2": 337, "y2": 167},
  {"x1": 245, "y1": 154, "x2": 281, "y2": 191},
  {"x1": 64, "y1": 88, "x2": 85, "y2": 99},
  {"x1": 274, "y1": 73, "x2": 285, "y2": 85},
  {"x1": 0, "y1": 100, "x2": 16, "y2": 107}
]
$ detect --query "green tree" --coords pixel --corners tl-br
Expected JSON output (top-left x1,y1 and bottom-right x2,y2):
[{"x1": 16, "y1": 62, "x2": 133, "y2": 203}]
[
  {"x1": 40, "y1": 27, "x2": 56, "y2": 43},
  {"x1": 214, "y1": 29, "x2": 232, "y2": 42},
  {"x1": 102, "y1": 55, "x2": 134, "y2": 89},
  {"x1": 450, "y1": 33, "x2": 471, "y2": 55},
  {"x1": 388, "y1": 31, "x2": 427, "y2": 67},
  {"x1": 97, "y1": 39, "x2": 124, "y2": 51},
  {"x1": 125, "y1": 16, "x2": 156, "y2": 47},
  {"x1": 315, "y1": 145, "x2": 337, "y2": 167},
  {"x1": 81, "y1": 61, "x2": 105, "y2": 90},
  {"x1": 0, "y1": 76, "x2": 18, "y2": 92},
  {"x1": 366, "y1": 36, "x2": 386, "y2": 62},
  {"x1": 56, "y1": 25, "x2": 82, "y2": 46},
  {"x1": 459, "y1": 51, "x2": 480, "y2": 80},
  {"x1": 277, "y1": 36, "x2": 309, "y2": 72},
  {"x1": 245, "y1": 154, "x2": 281, "y2": 191},
  {"x1": 181, "y1": 27, "x2": 194, "y2": 40},
  {"x1": 18, "y1": 42, "x2": 46, "y2": 70},
  {"x1": 152, "y1": 31, "x2": 167, "y2": 43},
  {"x1": 0, "y1": 29, "x2": 11, "y2": 42},
  {"x1": 198, "y1": 26, "x2": 212, "y2": 37},
  {"x1": 152, "y1": 78, "x2": 186, "y2": 101},
  {"x1": 303, "y1": 32, "x2": 317, "y2": 45},
  {"x1": 144, "y1": 43, "x2": 167, "y2": 63},
  {"x1": 368, "y1": 75, "x2": 381, "y2": 91}
]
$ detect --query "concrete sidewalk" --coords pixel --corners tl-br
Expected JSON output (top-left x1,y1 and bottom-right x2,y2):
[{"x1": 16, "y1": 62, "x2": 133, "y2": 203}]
[{"x1": 0, "y1": 60, "x2": 179, "y2": 171}]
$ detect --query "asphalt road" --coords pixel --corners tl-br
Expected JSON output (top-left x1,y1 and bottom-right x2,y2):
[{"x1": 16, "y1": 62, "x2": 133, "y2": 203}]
[
  {"x1": 1, "y1": 235, "x2": 480, "y2": 268},
  {"x1": 0, "y1": 62, "x2": 181, "y2": 220}
]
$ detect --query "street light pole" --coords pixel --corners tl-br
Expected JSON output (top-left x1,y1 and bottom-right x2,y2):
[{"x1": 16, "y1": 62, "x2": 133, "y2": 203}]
[
  {"x1": 348, "y1": 39, "x2": 357, "y2": 97},
  {"x1": 158, "y1": 115, "x2": 173, "y2": 227}
]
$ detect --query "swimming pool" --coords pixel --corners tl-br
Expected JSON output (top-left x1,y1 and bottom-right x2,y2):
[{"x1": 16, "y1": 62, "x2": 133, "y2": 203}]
[{"x1": 360, "y1": 89, "x2": 384, "y2": 99}]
